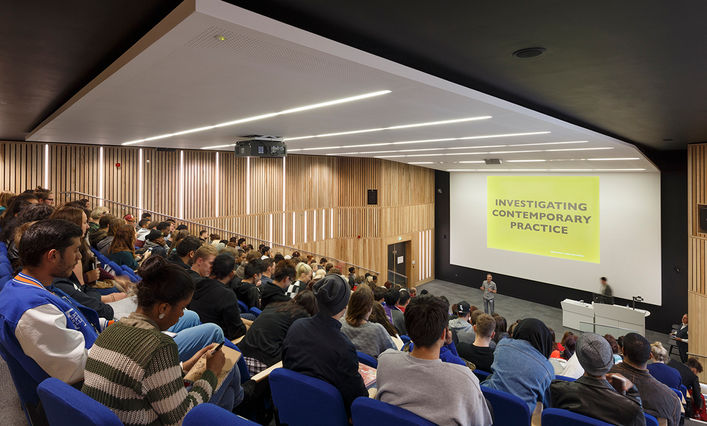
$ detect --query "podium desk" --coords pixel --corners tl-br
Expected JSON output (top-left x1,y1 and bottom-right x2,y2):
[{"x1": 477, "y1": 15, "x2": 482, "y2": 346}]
[
  {"x1": 592, "y1": 303, "x2": 650, "y2": 336},
  {"x1": 561, "y1": 299, "x2": 594, "y2": 330}
]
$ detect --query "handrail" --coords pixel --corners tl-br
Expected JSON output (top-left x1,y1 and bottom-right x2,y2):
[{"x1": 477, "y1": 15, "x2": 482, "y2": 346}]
[{"x1": 60, "y1": 191, "x2": 378, "y2": 275}]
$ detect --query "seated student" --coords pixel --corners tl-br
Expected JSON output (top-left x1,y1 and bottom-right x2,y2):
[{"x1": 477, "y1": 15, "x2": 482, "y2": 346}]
[
  {"x1": 229, "y1": 260, "x2": 263, "y2": 309},
  {"x1": 382, "y1": 288, "x2": 401, "y2": 324},
  {"x1": 88, "y1": 214, "x2": 112, "y2": 248},
  {"x1": 668, "y1": 357, "x2": 703, "y2": 414},
  {"x1": 189, "y1": 254, "x2": 249, "y2": 340},
  {"x1": 188, "y1": 245, "x2": 218, "y2": 283},
  {"x1": 285, "y1": 262, "x2": 312, "y2": 298},
  {"x1": 340, "y1": 286, "x2": 396, "y2": 358},
  {"x1": 168, "y1": 235, "x2": 202, "y2": 269},
  {"x1": 604, "y1": 334, "x2": 623, "y2": 364},
  {"x1": 87, "y1": 206, "x2": 109, "y2": 234},
  {"x1": 457, "y1": 313, "x2": 496, "y2": 372},
  {"x1": 392, "y1": 290, "x2": 410, "y2": 335},
  {"x1": 259, "y1": 260, "x2": 295, "y2": 310},
  {"x1": 139, "y1": 229, "x2": 169, "y2": 258},
  {"x1": 96, "y1": 216, "x2": 123, "y2": 256},
  {"x1": 448, "y1": 301, "x2": 475, "y2": 344},
  {"x1": 647, "y1": 341, "x2": 682, "y2": 389},
  {"x1": 551, "y1": 333, "x2": 645, "y2": 426},
  {"x1": 376, "y1": 295, "x2": 492, "y2": 425},
  {"x1": 259, "y1": 258, "x2": 275, "y2": 288},
  {"x1": 82, "y1": 256, "x2": 243, "y2": 424},
  {"x1": 282, "y1": 275, "x2": 367, "y2": 415},
  {"x1": 492, "y1": 313, "x2": 508, "y2": 343},
  {"x1": 483, "y1": 318, "x2": 555, "y2": 411},
  {"x1": 610, "y1": 333, "x2": 681, "y2": 426},
  {"x1": 561, "y1": 333, "x2": 578, "y2": 361},
  {"x1": 240, "y1": 290, "x2": 318, "y2": 376},
  {"x1": 107, "y1": 224, "x2": 139, "y2": 270},
  {"x1": 135, "y1": 218, "x2": 152, "y2": 241}
]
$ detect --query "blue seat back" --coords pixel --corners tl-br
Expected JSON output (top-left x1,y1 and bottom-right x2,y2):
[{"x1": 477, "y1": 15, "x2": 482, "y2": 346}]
[
  {"x1": 184, "y1": 403, "x2": 260, "y2": 425},
  {"x1": 679, "y1": 383, "x2": 688, "y2": 397},
  {"x1": 237, "y1": 300, "x2": 248, "y2": 313},
  {"x1": 249, "y1": 307, "x2": 262, "y2": 317},
  {"x1": 357, "y1": 351, "x2": 378, "y2": 368},
  {"x1": 555, "y1": 374, "x2": 576, "y2": 381},
  {"x1": 480, "y1": 386, "x2": 531, "y2": 426},
  {"x1": 0, "y1": 341, "x2": 42, "y2": 406},
  {"x1": 473, "y1": 369, "x2": 491, "y2": 381},
  {"x1": 542, "y1": 408, "x2": 612, "y2": 425},
  {"x1": 37, "y1": 378, "x2": 122, "y2": 426},
  {"x1": 351, "y1": 397, "x2": 434, "y2": 426},
  {"x1": 644, "y1": 413, "x2": 659, "y2": 426},
  {"x1": 400, "y1": 334, "x2": 411, "y2": 344},
  {"x1": 270, "y1": 368, "x2": 348, "y2": 426},
  {"x1": 670, "y1": 387, "x2": 682, "y2": 400}
]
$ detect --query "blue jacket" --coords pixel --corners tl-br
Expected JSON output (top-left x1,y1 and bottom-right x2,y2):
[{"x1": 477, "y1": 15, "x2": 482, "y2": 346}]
[
  {"x1": 0, "y1": 273, "x2": 102, "y2": 387},
  {"x1": 483, "y1": 338, "x2": 554, "y2": 410}
]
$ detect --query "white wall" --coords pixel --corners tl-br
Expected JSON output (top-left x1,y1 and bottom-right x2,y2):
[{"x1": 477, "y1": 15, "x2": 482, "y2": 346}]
[{"x1": 450, "y1": 172, "x2": 662, "y2": 305}]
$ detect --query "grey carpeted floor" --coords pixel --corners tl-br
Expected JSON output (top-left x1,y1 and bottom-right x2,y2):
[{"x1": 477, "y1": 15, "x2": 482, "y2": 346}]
[{"x1": 418, "y1": 279, "x2": 670, "y2": 352}]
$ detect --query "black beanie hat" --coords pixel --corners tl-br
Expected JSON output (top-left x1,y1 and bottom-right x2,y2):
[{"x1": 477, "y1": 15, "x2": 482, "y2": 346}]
[{"x1": 313, "y1": 275, "x2": 350, "y2": 316}]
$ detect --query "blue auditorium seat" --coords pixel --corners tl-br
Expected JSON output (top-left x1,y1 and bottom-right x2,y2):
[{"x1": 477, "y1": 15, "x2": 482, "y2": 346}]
[
  {"x1": 351, "y1": 397, "x2": 435, "y2": 426},
  {"x1": 37, "y1": 378, "x2": 122, "y2": 426},
  {"x1": 644, "y1": 413, "x2": 659, "y2": 426},
  {"x1": 473, "y1": 369, "x2": 491, "y2": 381},
  {"x1": 270, "y1": 368, "x2": 348, "y2": 426},
  {"x1": 541, "y1": 408, "x2": 612, "y2": 425},
  {"x1": 356, "y1": 351, "x2": 378, "y2": 368},
  {"x1": 555, "y1": 374, "x2": 577, "y2": 381},
  {"x1": 249, "y1": 306, "x2": 262, "y2": 317},
  {"x1": 480, "y1": 386, "x2": 531, "y2": 426},
  {"x1": 0, "y1": 343, "x2": 44, "y2": 424},
  {"x1": 238, "y1": 300, "x2": 248, "y2": 313},
  {"x1": 184, "y1": 403, "x2": 260, "y2": 425}
]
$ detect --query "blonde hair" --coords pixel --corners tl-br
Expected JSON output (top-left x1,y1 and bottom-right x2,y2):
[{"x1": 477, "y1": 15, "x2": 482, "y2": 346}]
[
  {"x1": 296, "y1": 262, "x2": 312, "y2": 280},
  {"x1": 650, "y1": 341, "x2": 669, "y2": 362},
  {"x1": 313, "y1": 269, "x2": 326, "y2": 280},
  {"x1": 193, "y1": 244, "x2": 218, "y2": 261}
]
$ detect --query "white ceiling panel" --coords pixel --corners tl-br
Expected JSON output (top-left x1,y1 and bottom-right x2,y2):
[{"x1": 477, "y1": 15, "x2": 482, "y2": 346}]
[{"x1": 28, "y1": 0, "x2": 656, "y2": 173}]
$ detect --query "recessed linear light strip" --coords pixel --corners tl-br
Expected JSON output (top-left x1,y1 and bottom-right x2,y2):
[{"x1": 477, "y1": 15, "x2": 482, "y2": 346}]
[
  {"x1": 374, "y1": 147, "x2": 614, "y2": 158},
  {"x1": 283, "y1": 116, "x2": 492, "y2": 142},
  {"x1": 121, "y1": 90, "x2": 391, "y2": 146},
  {"x1": 505, "y1": 157, "x2": 640, "y2": 163},
  {"x1": 287, "y1": 131, "x2": 551, "y2": 152},
  {"x1": 320, "y1": 141, "x2": 589, "y2": 156},
  {"x1": 446, "y1": 168, "x2": 647, "y2": 172}
]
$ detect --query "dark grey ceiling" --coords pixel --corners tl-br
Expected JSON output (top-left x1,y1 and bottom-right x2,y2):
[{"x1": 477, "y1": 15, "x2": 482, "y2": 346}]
[
  {"x1": 0, "y1": 0, "x2": 181, "y2": 141},
  {"x1": 2, "y1": 0, "x2": 705, "y2": 154},
  {"x1": 229, "y1": 0, "x2": 707, "y2": 152}
]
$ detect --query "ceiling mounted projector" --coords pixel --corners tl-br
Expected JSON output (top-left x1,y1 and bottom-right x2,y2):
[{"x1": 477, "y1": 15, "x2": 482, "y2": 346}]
[
  {"x1": 235, "y1": 135, "x2": 286, "y2": 158},
  {"x1": 484, "y1": 158, "x2": 502, "y2": 165}
]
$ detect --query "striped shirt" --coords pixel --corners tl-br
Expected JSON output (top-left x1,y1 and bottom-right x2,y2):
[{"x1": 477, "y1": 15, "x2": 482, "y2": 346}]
[{"x1": 82, "y1": 312, "x2": 216, "y2": 426}]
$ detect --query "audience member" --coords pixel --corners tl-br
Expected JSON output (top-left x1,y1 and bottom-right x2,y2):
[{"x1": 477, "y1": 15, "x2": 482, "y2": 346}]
[
  {"x1": 375, "y1": 294, "x2": 492, "y2": 425},
  {"x1": 189, "y1": 254, "x2": 248, "y2": 340},
  {"x1": 96, "y1": 216, "x2": 122, "y2": 256},
  {"x1": 282, "y1": 275, "x2": 367, "y2": 415},
  {"x1": 0, "y1": 219, "x2": 106, "y2": 384},
  {"x1": 604, "y1": 334, "x2": 623, "y2": 364},
  {"x1": 88, "y1": 206, "x2": 109, "y2": 233},
  {"x1": 229, "y1": 259, "x2": 263, "y2": 309},
  {"x1": 285, "y1": 262, "x2": 311, "y2": 298},
  {"x1": 609, "y1": 333, "x2": 681, "y2": 426},
  {"x1": 457, "y1": 313, "x2": 496, "y2": 372},
  {"x1": 369, "y1": 303, "x2": 401, "y2": 339},
  {"x1": 188, "y1": 245, "x2": 218, "y2": 282},
  {"x1": 240, "y1": 290, "x2": 318, "y2": 376},
  {"x1": 169, "y1": 235, "x2": 202, "y2": 269},
  {"x1": 492, "y1": 313, "x2": 508, "y2": 343},
  {"x1": 448, "y1": 301, "x2": 475, "y2": 344},
  {"x1": 198, "y1": 230, "x2": 208, "y2": 242},
  {"x1": 260, "y1": 260, "x2": 295, "y2": 309},
  {"x1": 484, "y1": 318, "x2": 555, "y2": 410},
  {"x1": 88, "y1": 214, "x2": 112, "y2": 248},
  {"x1": 260, "y1": 258, "x2": 275, "y2": 287},
  {"x1": 33, "y1": 187, "x2": 54, "y2": 205},
  {"x1": 82, "y1": 256, "x2": 243, "y2": 424},
  {"x1": 392, "y1": 290, "x2": 410, "y2": 335},
  {"x1": 340, "y1": 286, "x2": 396, "y2": 358},
  {"x1": 0, "y1": 192, "x2": 38, "y2": 230},
  {"x1": 347, "y1": 266, "x2": 356, "y2": 289},
  {"x1": 107, "y1": 224, "x2": 139, "y2": 269},
  {"x1": 382, "y1": 288, "x2": 401, "y2": 324},
  {"x1": 561, "y1": 333, "x2": 577, "y2": 360},
  {"x1": 647, "y1": 341, "x2": 681, "y2": 389},
  {"x1": 141, "y1": 229, "x2": 168, "y2": 257},
  {"x1": 551, "y1": 333, "x2": 645, "y2": 425},
  {"x1": 668, "y1": 357, "x2": 702, "y2": 413},
  {"x1": 135, "y1": 219, "x2": 152, "y2": 241}
]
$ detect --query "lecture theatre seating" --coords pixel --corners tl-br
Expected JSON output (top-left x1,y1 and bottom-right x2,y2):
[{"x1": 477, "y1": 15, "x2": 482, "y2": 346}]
[
  {"x1": 270, "y1": 368, "x2": 349, "y2": 426},
  {"x1": 184, "y1": 403, "x2": 260, "y2": 425},
  {"x1": 351, "y1": 397, "x2": 435, "y2": 426},
  {"x1": 480, "y1": 385, "x2": 531, "y2": 426},
  {"x1": 37, "y1": 378, "x2": 122, "y2": 426}
]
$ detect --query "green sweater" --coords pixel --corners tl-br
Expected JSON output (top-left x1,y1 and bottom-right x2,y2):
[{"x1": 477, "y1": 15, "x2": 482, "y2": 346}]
[{"x1": 82, "y1": 313, "x2": 217, "y2": 426}]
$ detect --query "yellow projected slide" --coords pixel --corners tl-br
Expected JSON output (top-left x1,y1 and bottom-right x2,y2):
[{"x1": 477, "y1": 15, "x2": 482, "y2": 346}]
[{"x1": 487, "y1": 176, "x2": 600, "y2": 263}]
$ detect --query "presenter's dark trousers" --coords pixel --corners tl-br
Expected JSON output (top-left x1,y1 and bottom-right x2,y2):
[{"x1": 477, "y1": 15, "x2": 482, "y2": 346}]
[
  {"x1": 484, "y1": 298, "x2": 495, "y2": 314},
  {"x1": 678, "y1": 341, "x2": 688, "y2": 363}
]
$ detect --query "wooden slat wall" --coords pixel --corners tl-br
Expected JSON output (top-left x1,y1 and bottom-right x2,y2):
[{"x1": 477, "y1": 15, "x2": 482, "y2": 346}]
[
  {"x1": 0, "y1": 140, "x2": 435, "y2": 285},
  {"x1": 688, "y1": 143, "x2": 707, "y2": 378}
]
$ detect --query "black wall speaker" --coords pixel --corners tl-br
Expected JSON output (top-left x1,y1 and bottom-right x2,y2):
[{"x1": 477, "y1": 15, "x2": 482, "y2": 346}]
[
  {"x1": 367, "y1": 189, "x2": 378, "y2": 205},
  {"x1": 699, "y1": 204, "x2": 707, "y2": 233}
]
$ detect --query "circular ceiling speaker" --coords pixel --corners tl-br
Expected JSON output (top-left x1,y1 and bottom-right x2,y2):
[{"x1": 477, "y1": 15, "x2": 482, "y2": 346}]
[{"x1": 512, "y1": 47, "x2": 546, "y2": 58}]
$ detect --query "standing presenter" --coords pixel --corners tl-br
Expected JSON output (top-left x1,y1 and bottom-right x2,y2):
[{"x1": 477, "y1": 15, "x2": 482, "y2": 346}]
[{"x1": 480, "y1": 273, "x2": 497, "y2": 314}]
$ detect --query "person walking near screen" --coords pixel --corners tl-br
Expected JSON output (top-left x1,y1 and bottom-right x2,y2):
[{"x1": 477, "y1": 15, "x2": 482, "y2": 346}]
[{"x1": 480, "y1": 273, "x2": 497, "y2": 314}]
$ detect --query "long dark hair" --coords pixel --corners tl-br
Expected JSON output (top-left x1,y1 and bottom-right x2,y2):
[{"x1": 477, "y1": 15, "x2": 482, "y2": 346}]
[
  {"x1": 369, "y1": 303, "x2": 399, "y2": 337},
  {"x1": 275, "y1": 289, "x2": 318, "y2": 317}
]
